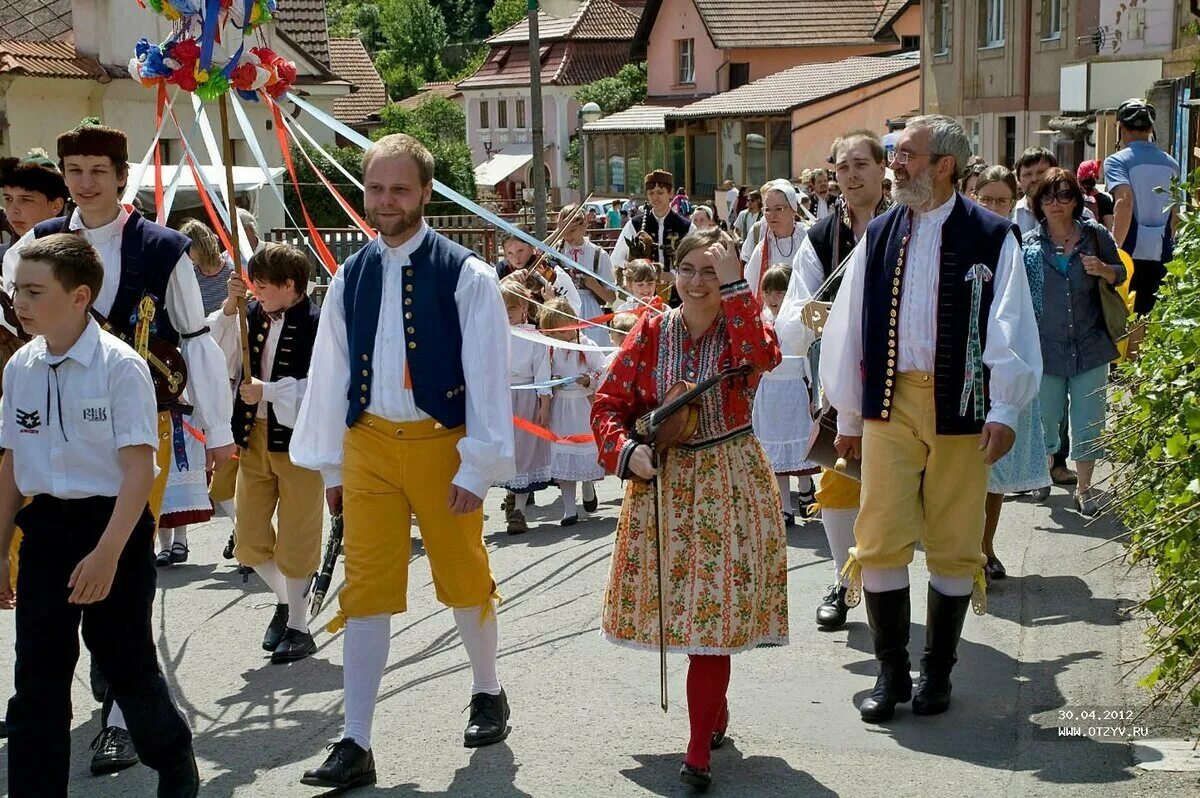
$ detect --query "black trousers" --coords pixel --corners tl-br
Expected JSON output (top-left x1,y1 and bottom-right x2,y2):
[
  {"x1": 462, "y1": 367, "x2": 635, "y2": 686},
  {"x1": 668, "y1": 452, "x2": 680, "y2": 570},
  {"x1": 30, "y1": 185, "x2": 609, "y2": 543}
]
[
  {"x1": 6, "y1": 495, "x2": 192, "y2": 798},
  {"x1": 1130, "y1": 258, "x2": 1167, "y2": 316}
]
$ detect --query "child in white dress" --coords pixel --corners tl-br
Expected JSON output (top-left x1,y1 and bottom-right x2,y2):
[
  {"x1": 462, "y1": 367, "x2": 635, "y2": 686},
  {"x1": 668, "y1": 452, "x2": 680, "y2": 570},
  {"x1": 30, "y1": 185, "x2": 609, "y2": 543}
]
[
  {"x1": 614, "y1": 259, "x2": 663, "y2": 312},
  {"x1": 753, "y1": 264, "x2": 818, "y2": 525},
  {"x1": 540, "y1": 296, "x2": 606, "y2": 525},
  {"x1": 497, "y1": 280, "x2": 552, "y2": 534}
]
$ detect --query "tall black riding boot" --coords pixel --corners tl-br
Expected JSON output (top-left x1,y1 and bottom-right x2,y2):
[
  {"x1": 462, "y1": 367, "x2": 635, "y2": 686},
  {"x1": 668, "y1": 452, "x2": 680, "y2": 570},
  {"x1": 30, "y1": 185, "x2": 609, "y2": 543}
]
[
  {"x1": 912, "y1": 584, "x2": 972, "y2": 716},
  {"x1": 858, "y1": 586, "x2": 912, "y2": 723}
]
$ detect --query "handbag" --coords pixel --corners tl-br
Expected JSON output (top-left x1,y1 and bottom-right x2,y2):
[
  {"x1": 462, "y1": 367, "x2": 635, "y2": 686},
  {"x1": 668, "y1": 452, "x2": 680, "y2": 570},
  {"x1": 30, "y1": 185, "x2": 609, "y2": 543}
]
[{"x1": 1087, "y1": 226, "x2": 1129, "y2": 345}]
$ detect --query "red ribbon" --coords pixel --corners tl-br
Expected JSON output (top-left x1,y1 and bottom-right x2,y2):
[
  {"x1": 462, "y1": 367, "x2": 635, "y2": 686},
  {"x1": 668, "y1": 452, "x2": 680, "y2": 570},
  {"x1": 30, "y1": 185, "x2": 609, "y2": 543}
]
[
  {"x1": 182, "y1": 419, "x2": 206, "y2": 445},
  {"x1": 278, "y1": 115, "x2": 375, "y2": 240},
  {"x1": 154, "y1": 83, "x2": 167, "y2": 224},
  {"x1": 512, "y1": 416, "x2": 594, "y2": 445},
  {"x1": 265, "y1": 94, "x2": 339, "y2": 276}
]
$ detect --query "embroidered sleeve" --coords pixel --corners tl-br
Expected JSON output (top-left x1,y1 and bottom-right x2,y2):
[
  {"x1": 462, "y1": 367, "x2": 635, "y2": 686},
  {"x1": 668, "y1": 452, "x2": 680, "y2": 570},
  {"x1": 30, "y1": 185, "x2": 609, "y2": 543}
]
[
  {"x1": 591, "y1": 314, "x2": 653, "y2": 475},
  {"x1": 720, "y1": 280, "x2": 782, "y2": 376}
]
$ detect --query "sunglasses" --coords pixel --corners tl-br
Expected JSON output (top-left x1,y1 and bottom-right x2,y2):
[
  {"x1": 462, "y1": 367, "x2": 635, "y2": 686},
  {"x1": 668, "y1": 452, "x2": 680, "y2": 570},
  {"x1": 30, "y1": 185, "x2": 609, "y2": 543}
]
[{"x1": 1039, "y1": 190, "x2": 1076, "y2": 206}]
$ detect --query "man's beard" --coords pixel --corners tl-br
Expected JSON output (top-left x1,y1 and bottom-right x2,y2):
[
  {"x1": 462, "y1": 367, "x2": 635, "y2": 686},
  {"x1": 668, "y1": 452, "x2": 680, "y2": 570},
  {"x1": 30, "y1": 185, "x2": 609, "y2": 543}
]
[
  {"x1": 891, "y1": 169, "x2": 934, "y2": 209},
  {"x1": 367, "y1": 205, "x2": 423, "y2": 238}
]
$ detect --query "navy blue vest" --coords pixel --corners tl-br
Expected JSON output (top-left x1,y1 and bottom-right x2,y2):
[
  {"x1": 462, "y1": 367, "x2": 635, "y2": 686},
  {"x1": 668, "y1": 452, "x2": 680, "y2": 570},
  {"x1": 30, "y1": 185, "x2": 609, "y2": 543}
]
[
  {"x1": 34, "y1": 212, "x2": 190, "y2": 344},
  {"x1": 342, "y1": 230, "x2": 472, "y2": 428},
  {"x1": 862, "y1": 194, "x2": 1018, "y2": 436},
  {"x1": 233, "y1": 295, "x2": 321, "y2": 451}
]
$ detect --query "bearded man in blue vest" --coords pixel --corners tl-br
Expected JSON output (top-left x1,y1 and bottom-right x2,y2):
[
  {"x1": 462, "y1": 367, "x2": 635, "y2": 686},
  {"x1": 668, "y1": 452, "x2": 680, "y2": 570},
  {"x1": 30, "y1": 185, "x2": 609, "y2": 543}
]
[
  {"x1": 820, "y1": 116, "x2": 1042, "y2": 723},
  {"x1": 2, "y1": 123, "x2": 236, "y2": 778},
  {"x1": 292, "y1": 134, "x2": 515, "y2": 792}
]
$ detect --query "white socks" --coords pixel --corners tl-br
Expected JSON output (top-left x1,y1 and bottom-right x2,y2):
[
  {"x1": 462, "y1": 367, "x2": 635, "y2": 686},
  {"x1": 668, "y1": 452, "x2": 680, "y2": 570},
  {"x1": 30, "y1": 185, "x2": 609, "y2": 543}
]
[
  {"x1": 453, "y1": 604, "x2": 501, "y2": 696},
  {"x1": 862, "y1": 566, "x2": 910, "y2": 593},
  {"x1": 342, "y1": 614, "x2": 391, "y2": 751},
  {"x1": 777, "y1": 475, "x2": 794, "y2": 514},
  {"x1": 255, "y1": 559, "x2": 288, "y2": 603},
  {"x1": 822, "y1": 509, "x2": 858, "y2": 586},
  {"x1": 929, "y1": 573, "x2": 975, "y2": 597},
  {"x1": 560, "y1": 481, "x2": 578, "y2": 519},
  {"x1": 340, "y1": 605, "x2": 501, "y2": 751},
  {"x1": 108, "y1": 701, "x2": 127, "y2": 731},
  {"x1": 174, "y1": 526, "x2": 189, "y2": 547},
  {"x1": 157, "y1": 527, "x2": 172, "y2": 552},
  {"x1": 285, "y1": 576, "x2": 311, "y2": 634}
]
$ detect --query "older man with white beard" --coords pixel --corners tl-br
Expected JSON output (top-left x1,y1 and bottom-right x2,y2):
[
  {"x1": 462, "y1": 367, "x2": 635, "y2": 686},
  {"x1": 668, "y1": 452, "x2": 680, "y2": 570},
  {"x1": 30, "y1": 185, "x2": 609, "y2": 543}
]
[{"x1": 820, "y1": 116, "x2": 1042, "y2": 723}]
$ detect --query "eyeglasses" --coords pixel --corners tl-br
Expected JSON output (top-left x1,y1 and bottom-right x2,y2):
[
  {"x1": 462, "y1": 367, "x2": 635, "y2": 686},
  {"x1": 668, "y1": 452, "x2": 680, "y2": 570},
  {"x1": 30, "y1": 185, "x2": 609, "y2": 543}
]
[
  {"x1": 676, "y1": 267, "x2": 719, "y2": 283},
  {"x1": 887, "y1": 150, "x2": 939, "y2": 166},
  {"x1": 976, "y1": 195, "x2": 1014, "y2": 208},
  {"x1": 1039, "y1": 190, "x2": 1076, "y2": 206}
]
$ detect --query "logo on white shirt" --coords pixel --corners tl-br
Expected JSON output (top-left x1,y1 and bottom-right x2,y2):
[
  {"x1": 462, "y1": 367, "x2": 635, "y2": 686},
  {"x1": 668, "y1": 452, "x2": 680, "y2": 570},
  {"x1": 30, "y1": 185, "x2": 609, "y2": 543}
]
[
  {"x1": 15, "y1": 408, "x2": 40, "y2": 432},
  {"x1": 82, "y1": 406, "x2": 109, "y2": 423}
]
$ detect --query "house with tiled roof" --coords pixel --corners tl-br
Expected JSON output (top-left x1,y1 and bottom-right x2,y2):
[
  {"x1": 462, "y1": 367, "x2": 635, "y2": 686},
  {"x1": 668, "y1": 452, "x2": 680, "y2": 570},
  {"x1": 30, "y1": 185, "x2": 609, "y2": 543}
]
[
  {"x1": 0, "y1": 1, "x2": 358, "y2": 230},
  {"x1": 456, "y1": 0, "x2": 641, "y2": 204},
  {"x1": 583, "y1": 0, "x2": 921, "y2": 206},
  {"x1": 329, "y1": 37, "x2": 389, "y2": 134}
]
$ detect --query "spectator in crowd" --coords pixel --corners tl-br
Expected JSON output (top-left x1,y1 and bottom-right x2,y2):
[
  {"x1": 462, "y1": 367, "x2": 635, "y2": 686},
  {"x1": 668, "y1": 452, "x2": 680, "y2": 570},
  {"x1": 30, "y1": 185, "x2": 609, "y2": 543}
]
[
  {"x1": 733, "y1": 190, "x2": 762, "y2": 245},
  {"x1": 671, "y1": 186, "x2": 693, "y2": 217},
  {"x1": 181, "y1": 218, "x2": 232, "y2": 316},
  {"x1": 972, "y1": 166, "x2": 1018, "y2": 221},
  {"x1": 810, "y1": 168, "x2": 834, "y2": 219},
  {"x1": 958, "y1": 161, "x2": 988, "y2": 196},
  {"x1": 881, "y1": 177, "x2": 892, "y2": 202},
  {"x1": 1025, "y1": 168, "x2": 1126, "y2": 517},
  {"x1": 1076, "y1": 160, "x2": 1115, "y2": 231},
  {"x1": 1104, "y1": 98, "x2": 1180, "y2": 324},
  {"x1": 585, "y1": 206, "x2": 602, "y2": 231},
  {"x1": 723, "y1": 179, "x2": 739, "y2": 221},
  {"x1": 606, "y1": 200, "x2": 622, "y2": 229},
  {"x1": 1014, "y1": 147, "x2": 1058, "y2": 235}
]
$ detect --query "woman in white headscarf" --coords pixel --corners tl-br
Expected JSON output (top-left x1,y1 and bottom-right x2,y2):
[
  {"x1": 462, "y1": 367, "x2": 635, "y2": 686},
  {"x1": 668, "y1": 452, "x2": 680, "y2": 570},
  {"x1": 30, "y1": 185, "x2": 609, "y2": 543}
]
[{"x1": 744, "y1": 179, "x2": 809, "y2": 296}]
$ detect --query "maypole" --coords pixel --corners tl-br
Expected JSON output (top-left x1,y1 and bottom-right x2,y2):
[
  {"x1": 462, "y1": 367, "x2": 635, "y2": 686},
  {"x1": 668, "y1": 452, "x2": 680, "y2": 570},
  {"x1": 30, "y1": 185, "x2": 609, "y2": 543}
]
[{"x1": 128, "y1": 0, "x2": 298, "y2": 383}]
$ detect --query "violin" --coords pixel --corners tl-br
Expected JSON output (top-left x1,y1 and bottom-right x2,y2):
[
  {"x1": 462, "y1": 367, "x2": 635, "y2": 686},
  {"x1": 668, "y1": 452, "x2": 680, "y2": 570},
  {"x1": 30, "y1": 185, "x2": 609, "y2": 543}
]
[{"x1": 632, "y1": 366, "x2": 749, "y2": 458}]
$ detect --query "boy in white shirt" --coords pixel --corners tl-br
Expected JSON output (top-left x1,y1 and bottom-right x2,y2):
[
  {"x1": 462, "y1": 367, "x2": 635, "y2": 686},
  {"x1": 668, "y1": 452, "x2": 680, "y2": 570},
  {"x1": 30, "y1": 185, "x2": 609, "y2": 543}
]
[{"x1": 0, "y1": 233, "x2": 198, "y2": 798}]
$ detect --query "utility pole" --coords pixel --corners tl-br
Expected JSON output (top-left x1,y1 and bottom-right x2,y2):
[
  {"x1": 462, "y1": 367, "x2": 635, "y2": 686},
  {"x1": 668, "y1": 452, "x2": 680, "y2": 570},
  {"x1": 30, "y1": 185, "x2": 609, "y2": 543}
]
[{"x1": 527, "y1": 0, "x2": 548, "y2": 238}]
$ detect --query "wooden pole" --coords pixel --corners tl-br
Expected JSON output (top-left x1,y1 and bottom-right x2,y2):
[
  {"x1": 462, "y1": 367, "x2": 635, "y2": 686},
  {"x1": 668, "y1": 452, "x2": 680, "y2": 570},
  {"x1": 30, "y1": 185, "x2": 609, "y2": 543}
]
[
  {"x1": 218, "y1": 95, "x2": 252, "y2": 385},
  {"x1": 527, "y1": 0, "x2": 548, "y2": 238}
]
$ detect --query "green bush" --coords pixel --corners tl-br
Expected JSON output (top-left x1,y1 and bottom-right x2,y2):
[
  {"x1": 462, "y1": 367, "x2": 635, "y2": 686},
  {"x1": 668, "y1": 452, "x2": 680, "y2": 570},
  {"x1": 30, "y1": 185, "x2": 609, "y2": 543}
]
[{"x1": 1108, "y1": 181, "x2": 1200, "y2": 709}]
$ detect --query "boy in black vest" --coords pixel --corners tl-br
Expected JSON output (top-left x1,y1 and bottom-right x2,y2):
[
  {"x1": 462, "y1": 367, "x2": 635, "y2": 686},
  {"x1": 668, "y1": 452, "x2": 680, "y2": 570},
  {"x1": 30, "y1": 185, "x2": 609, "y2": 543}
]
[
  {"x1": 212, "y1": 243, "x2": 323, "y2": 663},
  {"x1": 0, "y1": 233, "x2": 198, "y2": 798},
  {"x1": 821, "y1": 116, "x2": 1041, "y2": 723}
]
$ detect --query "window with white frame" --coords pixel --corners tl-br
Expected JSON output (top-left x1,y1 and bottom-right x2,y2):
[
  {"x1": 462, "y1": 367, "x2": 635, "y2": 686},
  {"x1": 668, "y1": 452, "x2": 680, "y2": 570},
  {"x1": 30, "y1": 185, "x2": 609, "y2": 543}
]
[
  {"x1": 677, "y1": 39, "x2": 695, "y2": 84},
  {"x1": 1042, "y1": 0, "x2": 1062, "y2": 39},
  {"x1": 934, "y1": 0, "x2": 951, "y2": 54},
  {"x1": 979, "y1": 0, "x2": 1005, "y2": 47}
]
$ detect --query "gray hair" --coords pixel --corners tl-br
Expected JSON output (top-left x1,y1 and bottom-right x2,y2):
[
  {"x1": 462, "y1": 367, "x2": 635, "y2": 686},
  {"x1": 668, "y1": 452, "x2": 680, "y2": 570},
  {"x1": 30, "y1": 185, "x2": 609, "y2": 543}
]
[
  {"x1": 236, "y1": 207, "x2": 258, "y2": 237},
  {"x1": 906, "y1": 114, "x2": 972, "y2": 182}
]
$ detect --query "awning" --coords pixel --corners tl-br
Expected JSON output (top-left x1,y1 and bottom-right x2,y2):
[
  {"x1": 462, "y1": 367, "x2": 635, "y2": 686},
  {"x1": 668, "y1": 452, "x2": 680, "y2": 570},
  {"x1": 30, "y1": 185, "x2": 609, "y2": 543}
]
[
  {"x1": 137, "y1": 164, "x2": 286, "y2": 194},
  {"x1": 474, "y1": 143, "x2": 536, "y2": 188}
]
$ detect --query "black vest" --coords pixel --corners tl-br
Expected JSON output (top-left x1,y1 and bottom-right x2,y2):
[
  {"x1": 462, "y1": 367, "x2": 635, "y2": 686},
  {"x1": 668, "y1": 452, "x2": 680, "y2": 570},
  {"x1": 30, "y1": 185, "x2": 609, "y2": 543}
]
[
  {"x1": 233, "y1": 295, "x2": 321, "y2": 451},
  {"x1": 861, "y1": 195, "x2": 1017, "y2": 435},
  {"x1": 806, "y1": 210, "x2": 857, "y2": 300},
  {"x1": 34, "y1": 212, "x2": 190, "y2": 344},
  {"x1": 630, "y1": 209, "x2": 691, "y2": 271}
]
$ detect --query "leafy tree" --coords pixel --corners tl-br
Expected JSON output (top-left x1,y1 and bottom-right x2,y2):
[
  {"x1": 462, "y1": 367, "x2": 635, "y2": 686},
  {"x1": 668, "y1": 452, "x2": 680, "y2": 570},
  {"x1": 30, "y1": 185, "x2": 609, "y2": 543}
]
[
  {"x1": 374, "y1": 96, "x2": 476, "y2": 199},
  {"x1": 487, "y1": 0, "x2": 527, "y2": 34},
  {"x1": 283, "y1": 144, "x2": 365, "y2": 229},
  {"x1": 575, "y1": 62, "x2": 647, "y2": 116},
  {"x1": 379, "y1": 0, "x2": 449, "y2": 85}
]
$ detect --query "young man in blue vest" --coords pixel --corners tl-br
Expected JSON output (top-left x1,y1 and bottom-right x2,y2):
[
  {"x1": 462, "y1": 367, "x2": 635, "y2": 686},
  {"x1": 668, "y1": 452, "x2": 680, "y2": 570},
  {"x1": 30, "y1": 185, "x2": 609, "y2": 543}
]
[
  {"x1": 1, "y1": 123, "x2": 236, "y2": 775},
  {"x1": 820, "y1": 116, "x2": 1042, "y2": 723},
  {"x1": 291, "y1": 133, "x2": 515, "y2": 792}
]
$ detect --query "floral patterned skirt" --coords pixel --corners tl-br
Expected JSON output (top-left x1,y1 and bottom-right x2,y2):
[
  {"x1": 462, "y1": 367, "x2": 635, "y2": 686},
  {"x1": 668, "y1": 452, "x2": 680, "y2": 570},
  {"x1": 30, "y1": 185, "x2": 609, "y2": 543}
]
[{"x1": 601, "y1": 430, "x2": 790, "y2": 655}]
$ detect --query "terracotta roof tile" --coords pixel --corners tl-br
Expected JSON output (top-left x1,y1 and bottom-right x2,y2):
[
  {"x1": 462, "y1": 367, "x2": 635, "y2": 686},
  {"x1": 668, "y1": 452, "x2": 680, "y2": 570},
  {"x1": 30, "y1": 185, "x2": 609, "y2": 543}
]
[
  {"x1": 490, "y1": 0, "x2": 640, "y2": 45},
  {"x1": 582, "y1": 103, "x2": 670, "y2": 133},
  {"x1": 396, "y1": 82, "x2": 463, "y2": 110},
  {"x1": 329, "y1": 37, "x2": 388, "y2": 126},
  {"x1": 874, "y1": 0, "x2": 914, "y2": 36},
  {"x1": 458, "y1": 39, "x2": 628, "y2": 90},
  {"x1": 0, "y1": 36, "x2": 116, "y2": 80},
  {"x1": 275, "y1": 0, "x2": 330, "y2": 65},
  {"x1": 0, "y1": 0, "x2": 73, "y2": 42},
  {"x1": 695, "y1": 0, "x2": 897, "y2": 48},
  {"x1": 667, "y1": 55, "x2": 918, "y2": 119}
]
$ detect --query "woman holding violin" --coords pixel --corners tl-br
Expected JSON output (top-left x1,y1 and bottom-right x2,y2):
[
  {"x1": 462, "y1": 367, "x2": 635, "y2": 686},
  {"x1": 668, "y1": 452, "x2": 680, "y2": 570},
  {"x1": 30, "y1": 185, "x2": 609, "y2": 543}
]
[{"x1": 591, "y1": 228, "x2": 788, "y2": 789}]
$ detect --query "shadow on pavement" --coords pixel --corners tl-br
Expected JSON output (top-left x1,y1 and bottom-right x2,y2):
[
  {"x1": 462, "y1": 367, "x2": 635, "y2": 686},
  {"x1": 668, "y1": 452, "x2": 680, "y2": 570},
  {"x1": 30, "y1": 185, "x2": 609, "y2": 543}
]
[
  {"x1": 986, "y1": 573, "x2": 1134, "y2": 628},
  {"x1": 312, "y1": 744, "x2": 530, "y2": 797},
  {"x1": 621, "y1": 740, "x2": 837, "y2": 797}
]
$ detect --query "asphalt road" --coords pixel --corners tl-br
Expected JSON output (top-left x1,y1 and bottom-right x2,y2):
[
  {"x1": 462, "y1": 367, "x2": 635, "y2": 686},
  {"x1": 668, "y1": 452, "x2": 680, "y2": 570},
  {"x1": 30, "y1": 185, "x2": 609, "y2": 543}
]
[{"x1": 0, "y1": 476, "x2": 1196, "y2": 797}]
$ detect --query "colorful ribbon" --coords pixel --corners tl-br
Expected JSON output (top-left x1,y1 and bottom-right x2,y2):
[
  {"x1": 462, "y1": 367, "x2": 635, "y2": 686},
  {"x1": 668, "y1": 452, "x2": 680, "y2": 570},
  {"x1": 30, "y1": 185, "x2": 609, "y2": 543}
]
[{"x1": 512, "y1": 416, "x2": 595, "y2": 445}]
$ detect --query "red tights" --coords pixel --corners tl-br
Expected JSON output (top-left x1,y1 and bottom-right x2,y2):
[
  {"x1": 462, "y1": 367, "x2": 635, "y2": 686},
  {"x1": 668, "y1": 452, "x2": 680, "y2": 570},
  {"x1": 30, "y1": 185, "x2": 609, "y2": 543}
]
[{"x1": 685, "y1": 654, "x2": 730, "y2": 770}]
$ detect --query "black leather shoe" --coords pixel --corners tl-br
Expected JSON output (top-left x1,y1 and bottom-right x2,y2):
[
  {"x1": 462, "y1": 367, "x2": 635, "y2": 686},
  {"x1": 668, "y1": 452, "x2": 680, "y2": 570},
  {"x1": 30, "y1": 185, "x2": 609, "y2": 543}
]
[
  {"x1": 157, "y1": 747, "x2": 199, "y2": 798},
  {"x1": 858, "y1": 587, "x2": 913, "y2": 723},
  {"x1": 271, "y1": 629, "x2": 317, "y2": 664},
  {"x1": 463, "y1": 689, "x2": 510, "y2": 747},
  {"x1": 169, "y1": 542, "x2": 189, "y2": 565},
  {"x1": 262, "y1": 604, "x2": 289, "y2": 652},
  {"x1": 222, "y1": 533, "x2": 236, "y2": 560},
  {"x1": 797, "y1": 489, "x2": 817, "y2": 518},
  {"x1": 679, "y1": 761, "x2": 712, "y2": 789},
  {"x1": 583, "y1": 493, "x2": 598, "y2": 513},
  {"x1": 301, "y1": 738, "x2": 376, "y2": 790},
  {"x1": 912, "y1": 585, "x2": 972, "y2": 716},
  {"x1": 816, "y1": 584, "x2": 850, "y2": 629},
  {"x1": 985, "y1": 556, "x2": 1007, "y2": 580},
  {"x1": 710, "y1": 703, "x2": 728, "y2": 749},
  {"x1": 783, "y1": 512, "x2": 795, "y2": 528},
  {"x1": 90, "y1": 726, "x2": 140, "y2": 775},
  {"x1": 156, "y1": 549, "x2": 172, "y2": 567},
  {"x1": 560, "y1": 515, "x2": 578, "y2": 527}
]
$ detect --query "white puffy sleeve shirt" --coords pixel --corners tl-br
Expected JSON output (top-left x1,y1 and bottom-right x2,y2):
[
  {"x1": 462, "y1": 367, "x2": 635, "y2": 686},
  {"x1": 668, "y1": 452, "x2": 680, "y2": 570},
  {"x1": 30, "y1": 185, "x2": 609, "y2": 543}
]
[
  {"x1": 290, "y1": 224, "x2": 515, "y2": 497},
  {"x1": 820, "y1": 200, "x2": 1042, "y2": 436}
]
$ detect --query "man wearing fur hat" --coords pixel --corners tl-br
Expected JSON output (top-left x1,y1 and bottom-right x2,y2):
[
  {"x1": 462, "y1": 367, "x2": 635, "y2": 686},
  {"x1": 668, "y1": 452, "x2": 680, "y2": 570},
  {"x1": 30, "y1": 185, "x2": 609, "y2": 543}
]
[{"x1": 1, "y1": 123, "x2": 234, "y2": 781}]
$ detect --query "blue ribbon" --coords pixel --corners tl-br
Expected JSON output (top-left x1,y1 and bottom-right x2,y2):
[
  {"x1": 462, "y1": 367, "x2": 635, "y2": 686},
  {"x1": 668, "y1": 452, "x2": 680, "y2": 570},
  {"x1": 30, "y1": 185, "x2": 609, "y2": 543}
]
[{"x1": 198, "y1": 0, "x2": 223, "y2": 71}]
